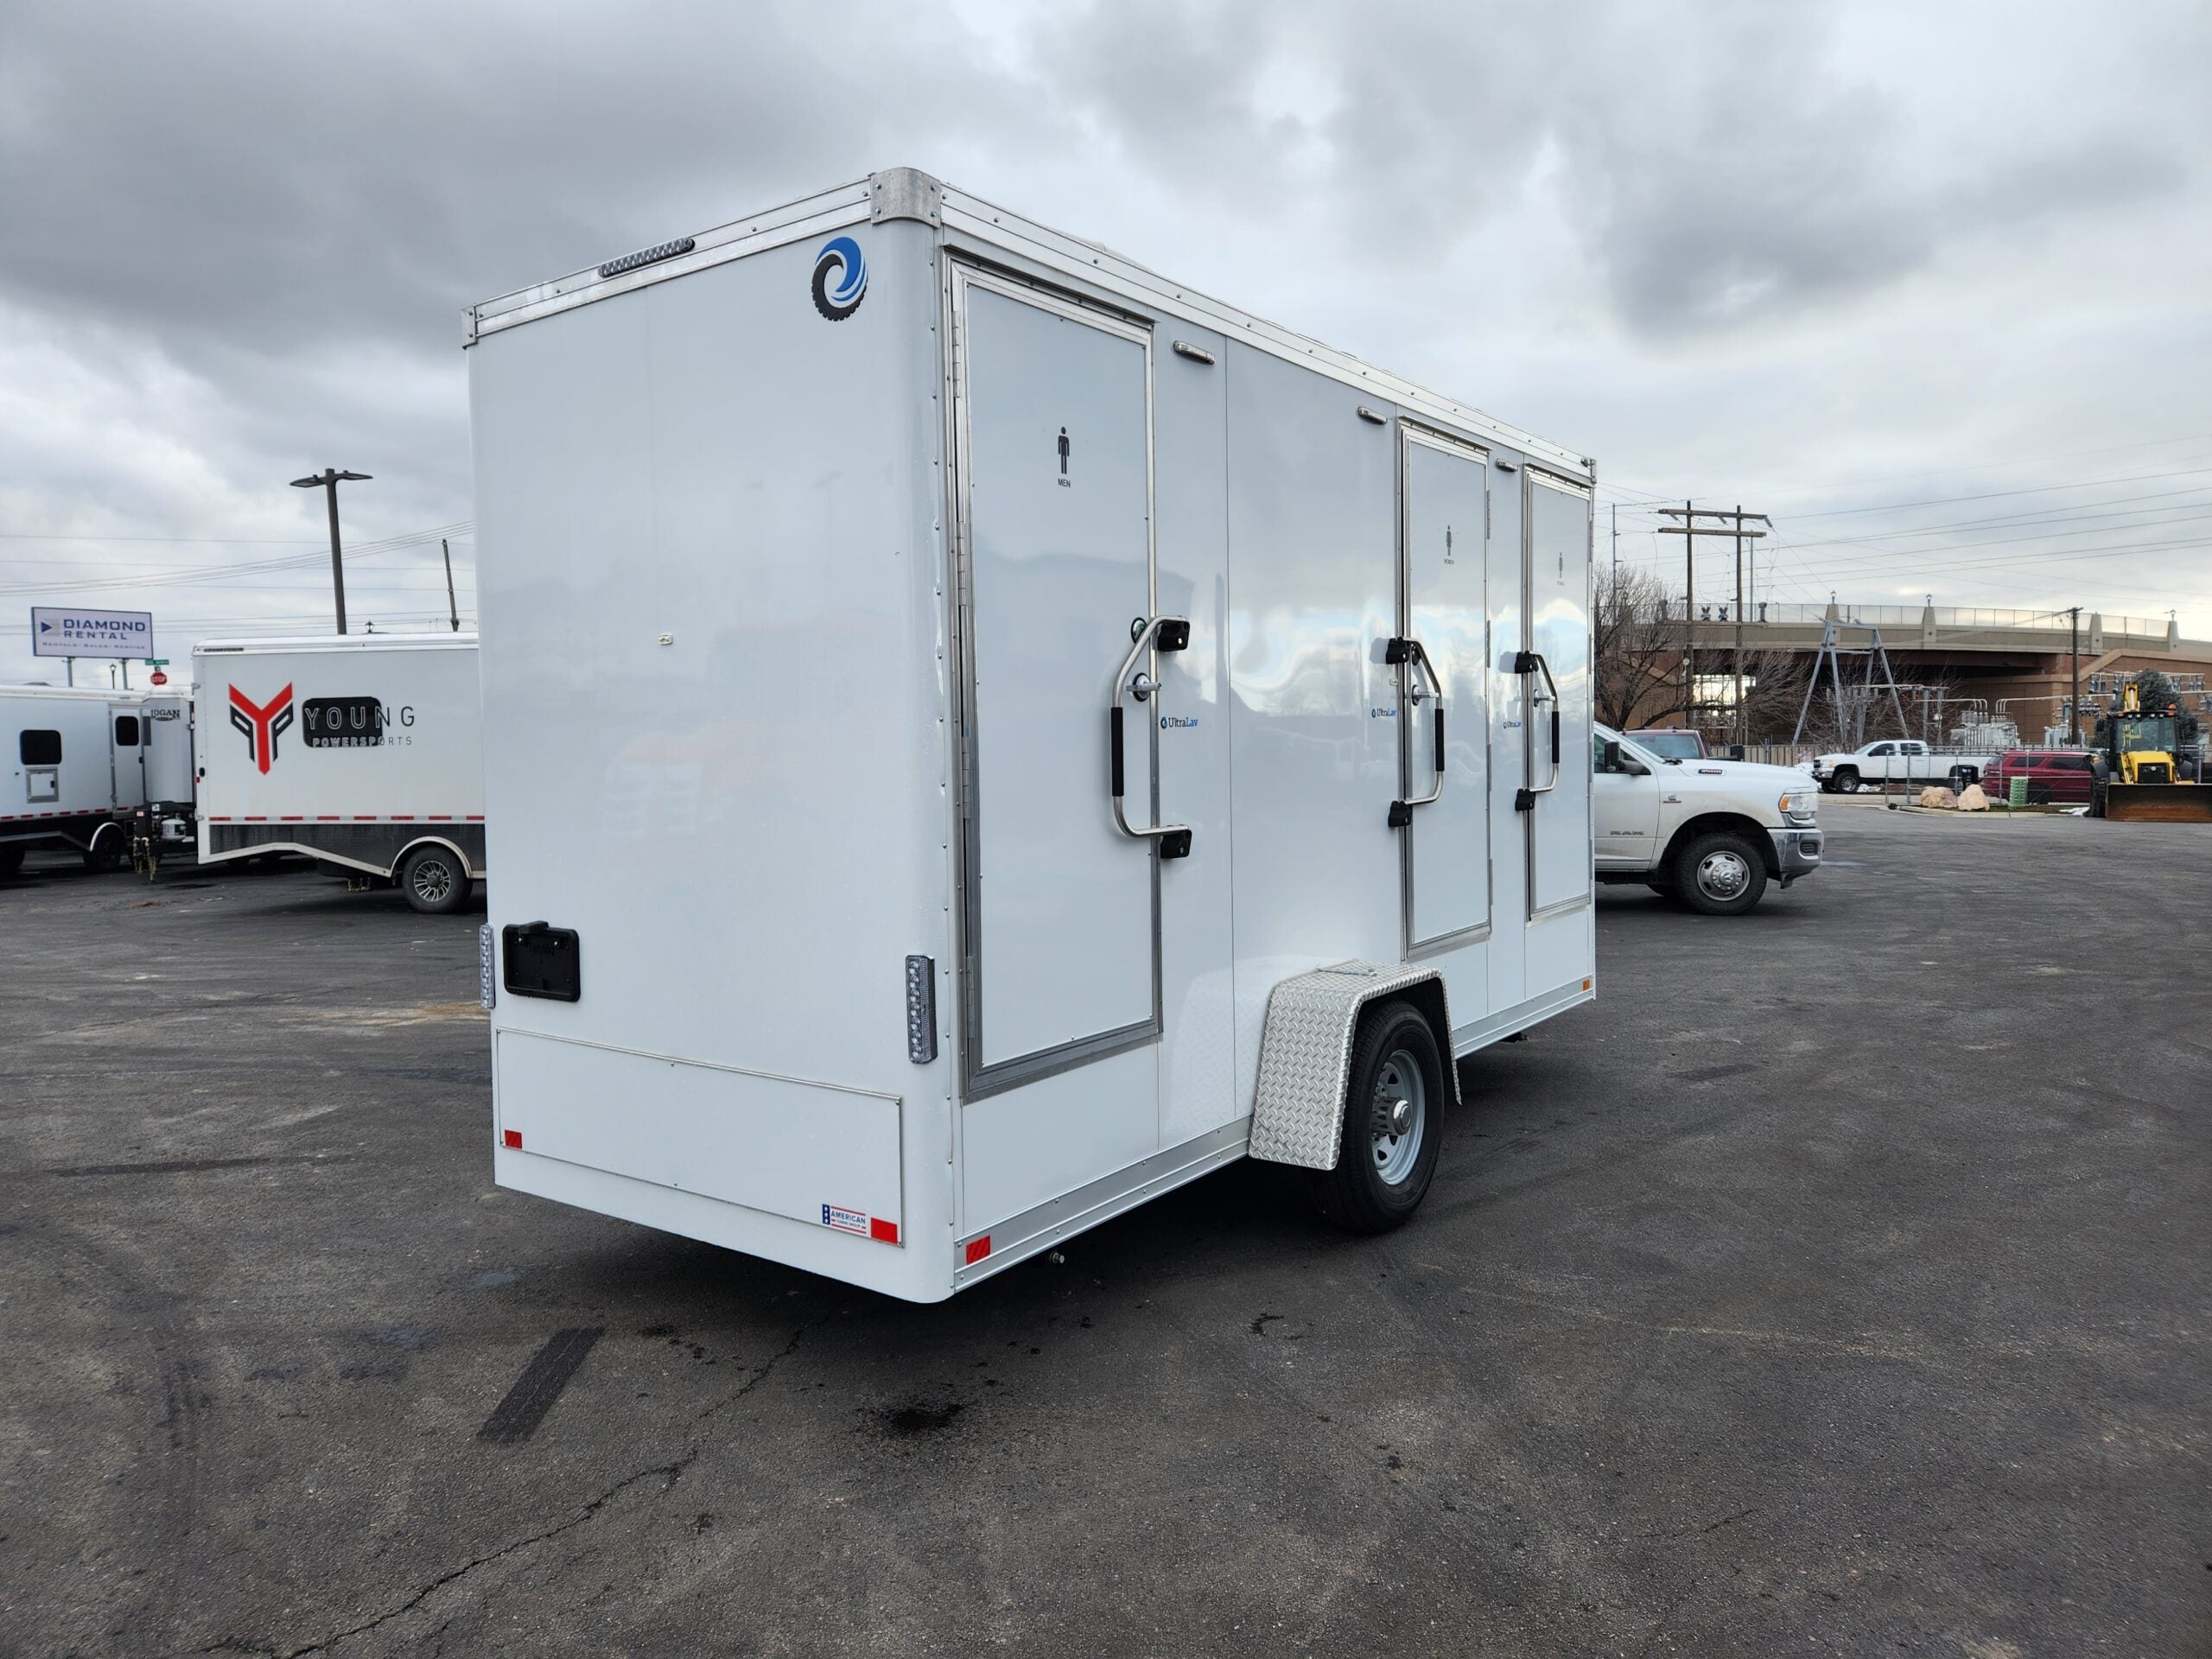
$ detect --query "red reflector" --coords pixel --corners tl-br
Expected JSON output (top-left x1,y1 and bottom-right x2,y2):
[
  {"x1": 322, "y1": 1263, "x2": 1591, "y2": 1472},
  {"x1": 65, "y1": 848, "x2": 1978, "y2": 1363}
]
[
  {"x1": 869, "y1": 1217, "x2": 899, "y2": 1244},
  {"x1": 963, "y1": 1236, "x2": 990, "y2": 1265},
  {"x1": 501, "y1": 1128, "x2": 523, "y2": 1149}
]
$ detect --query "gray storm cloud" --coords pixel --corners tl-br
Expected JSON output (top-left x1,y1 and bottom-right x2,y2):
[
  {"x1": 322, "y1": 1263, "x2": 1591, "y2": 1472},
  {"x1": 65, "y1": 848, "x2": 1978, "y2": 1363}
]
[{"x1": 1, "y1": 0, "x2": 2207, "y2": 677}]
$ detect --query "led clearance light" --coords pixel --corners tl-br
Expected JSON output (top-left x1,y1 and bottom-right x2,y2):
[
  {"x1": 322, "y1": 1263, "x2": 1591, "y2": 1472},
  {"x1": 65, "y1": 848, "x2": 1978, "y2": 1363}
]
[{"x1": 597, "y1": 237, "x2": 696, "y2": 280}]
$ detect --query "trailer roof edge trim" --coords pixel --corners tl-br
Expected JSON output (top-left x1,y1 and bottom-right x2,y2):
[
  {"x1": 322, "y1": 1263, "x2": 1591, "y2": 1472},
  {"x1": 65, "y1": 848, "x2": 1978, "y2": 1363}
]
[{"x1": 464, "y1": 168, "x2": 1592, "y2": 477}]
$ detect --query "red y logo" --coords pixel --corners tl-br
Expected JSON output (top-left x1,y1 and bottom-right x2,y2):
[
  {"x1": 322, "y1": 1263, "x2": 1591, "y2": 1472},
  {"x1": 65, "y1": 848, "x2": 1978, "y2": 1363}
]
[{"x1": 228, "y1": 683, "x2": 296, "y2": 774}]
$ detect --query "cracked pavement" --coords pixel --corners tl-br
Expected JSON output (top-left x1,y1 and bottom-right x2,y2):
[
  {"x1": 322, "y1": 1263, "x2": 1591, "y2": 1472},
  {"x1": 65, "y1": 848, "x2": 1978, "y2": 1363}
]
[{"x1": 1, "y1": 806, "x2": 2207, "y2": 1655}]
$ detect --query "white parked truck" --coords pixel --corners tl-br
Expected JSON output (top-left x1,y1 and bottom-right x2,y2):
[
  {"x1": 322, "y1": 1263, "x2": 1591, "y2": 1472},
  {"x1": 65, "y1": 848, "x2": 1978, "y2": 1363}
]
[
  {"x1": 1593, "y1": 724, "x2": 1821, "y2": 913},
  {"x1": 193, "y1": 634, "x2": 485, "y2": 913},
  {"x1": 468, "y1": 166, "x2": 1599, "y2": 1303},
  {"x1": 2, "y1": 685, "x2": 145, "y2": 875},
  {"x1": 1811, "y1": 739, "x2": 1993, "y2": 793}
]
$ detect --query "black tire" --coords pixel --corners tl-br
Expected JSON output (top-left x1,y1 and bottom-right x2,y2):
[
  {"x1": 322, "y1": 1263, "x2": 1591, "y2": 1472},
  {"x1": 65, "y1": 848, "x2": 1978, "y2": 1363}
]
[
  {"x1": 2025, "y1": 783, "x2": 2050, "y2": 806},
  {"x1": 0, "y1": 844, "x2": 24, "y2": 878},
  {"x1": 1831, "y1": 766, "x2": 1859, "y2": 794},
  {"x1": 82, "y1": 830, "x2": 127, "y2": 874},
  {"x1": 1672, "y1": 830, "x2": 1769, "y2": 916},
  {"x1": 398, "y1": 844, "x2": 470, "y2": 915},
  {"x1": 1315, "y1": 1001, "x2": 1446, "y2": 1234}
]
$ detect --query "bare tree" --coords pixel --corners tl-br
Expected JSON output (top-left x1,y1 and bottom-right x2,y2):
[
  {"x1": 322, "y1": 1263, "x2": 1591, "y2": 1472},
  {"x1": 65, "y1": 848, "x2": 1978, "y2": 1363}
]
[
  {"x1": 1593, "y1": 565, "x2": 1680, "y2": 731},
  {"x1": 1736, "y1": 648, "x2": 1811, "y2": 741}
]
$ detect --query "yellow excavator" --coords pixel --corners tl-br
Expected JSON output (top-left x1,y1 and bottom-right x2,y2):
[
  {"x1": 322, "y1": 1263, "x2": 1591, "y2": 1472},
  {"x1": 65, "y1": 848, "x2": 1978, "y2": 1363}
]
[{"x1": 2089, "y1": 682, "x2": 2212, "y2": 821}]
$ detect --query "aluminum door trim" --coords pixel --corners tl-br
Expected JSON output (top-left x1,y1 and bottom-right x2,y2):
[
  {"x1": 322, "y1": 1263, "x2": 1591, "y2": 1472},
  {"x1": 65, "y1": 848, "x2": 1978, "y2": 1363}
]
[
  {"x1": 1523, "y1": 464, "x2": 1595, "y2": 923},
  {"x1": 1399, "y1": 422, "x2": 1493, "y2": 957},
  {"x1": 943, "y1": 257, "x2": 1165, "y2": 1103}
]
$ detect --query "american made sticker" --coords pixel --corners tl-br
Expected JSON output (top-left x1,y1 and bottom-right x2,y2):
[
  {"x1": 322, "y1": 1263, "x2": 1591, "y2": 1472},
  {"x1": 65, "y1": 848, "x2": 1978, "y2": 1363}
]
[{"x1": 822, "y1": 1204, "x2": 900, "y2": 1245}]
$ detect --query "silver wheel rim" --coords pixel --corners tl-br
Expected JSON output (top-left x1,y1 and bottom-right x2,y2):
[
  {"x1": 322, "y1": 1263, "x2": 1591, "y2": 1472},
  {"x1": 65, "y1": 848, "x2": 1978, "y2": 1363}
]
[
  {"x1": 1695, "y1": 849, "x2": 1751, "y2": 900},
  {"x1": 1369, "y1": 1049, "x2": 1427, "y2": 1185},
  {"x1": 412, "y1": 857, "x2": 454, "y2": 905}
]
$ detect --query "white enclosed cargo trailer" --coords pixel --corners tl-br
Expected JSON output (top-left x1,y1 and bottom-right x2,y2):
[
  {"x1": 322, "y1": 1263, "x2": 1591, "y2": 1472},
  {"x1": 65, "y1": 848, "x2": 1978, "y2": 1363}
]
[
  {"x1": 468, "y1": 168, "x2": 1596, "y2": 1302},
  {"x1": 193, "y1": 634, "x2": 485, "y2": 913},
  {"x1": 126, "y1": 690, "x2": 197, "y2": 875},
  {"x1": 2, "y1": 684, "x2": 143, "y2": 874}
]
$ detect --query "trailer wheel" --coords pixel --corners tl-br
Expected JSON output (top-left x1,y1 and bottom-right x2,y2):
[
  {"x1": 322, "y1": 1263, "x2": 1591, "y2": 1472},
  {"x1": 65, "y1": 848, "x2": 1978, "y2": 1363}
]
[
  {"x1": 1673, "y1": 830, "x2": 1768, "y2": 916},
  {"x1": 1315, "y1": 1001, "x2": 1445, "y2": 1234},
  {"x1": 83, "y1": 829, "x2": 127, "y2": 874},
  {"x1": 398, "y1": 845, "x2": 470, "y2": 915}
]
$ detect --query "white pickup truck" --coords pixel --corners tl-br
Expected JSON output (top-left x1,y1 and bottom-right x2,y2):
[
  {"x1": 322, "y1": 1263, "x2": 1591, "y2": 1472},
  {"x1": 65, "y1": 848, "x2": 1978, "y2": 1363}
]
[
  {"x1": 1593, "y1": 724, "x2": 1823, "y2": 914},
  {"x1": 1810, "y1": 739, "x2": 1994, "y2": 793}
]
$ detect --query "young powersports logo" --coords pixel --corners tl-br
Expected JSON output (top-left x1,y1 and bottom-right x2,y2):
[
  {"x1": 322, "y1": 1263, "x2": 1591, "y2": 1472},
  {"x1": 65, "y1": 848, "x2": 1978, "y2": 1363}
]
[
  {"x1": 810, "y1": 235, "x2": 867, "y2": 321},
  {"x1": 227, "y1": 683, "x2": 295, "y2": 775}
]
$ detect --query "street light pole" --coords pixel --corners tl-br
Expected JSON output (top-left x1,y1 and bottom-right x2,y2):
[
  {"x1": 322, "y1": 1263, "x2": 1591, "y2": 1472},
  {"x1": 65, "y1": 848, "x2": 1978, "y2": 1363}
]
[{"x1": 289, "y1": 467, "x2": 372, "y2": 634}]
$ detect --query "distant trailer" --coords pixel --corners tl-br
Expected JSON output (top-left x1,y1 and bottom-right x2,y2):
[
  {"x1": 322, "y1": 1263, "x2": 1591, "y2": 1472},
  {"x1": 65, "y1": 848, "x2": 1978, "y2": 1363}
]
[
  {"x1": 128, "y1": 690, "x2": 198, "y2": 876},
  {"x1": 1, "y1": 684, "x2": 145, "y2": 875},
  {"x1": 192, "y1": 634, "x2": 485, "y2": 914},
  {"x1": 467, "y1": 167, "x2": 1597, "y2": 1302}
]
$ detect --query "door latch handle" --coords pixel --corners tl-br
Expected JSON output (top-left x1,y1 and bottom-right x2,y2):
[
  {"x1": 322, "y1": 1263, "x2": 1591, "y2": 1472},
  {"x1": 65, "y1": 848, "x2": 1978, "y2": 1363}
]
[
  {"x1": 1517, "y1": 649, "x2": 1563, "y2": 806},
  {"x1": 1109, "y1": 615, "x2": 1193, "y2": 858},
  {"x1": 1389, "y1": 637, "x2": 1446, "y2": 826}
]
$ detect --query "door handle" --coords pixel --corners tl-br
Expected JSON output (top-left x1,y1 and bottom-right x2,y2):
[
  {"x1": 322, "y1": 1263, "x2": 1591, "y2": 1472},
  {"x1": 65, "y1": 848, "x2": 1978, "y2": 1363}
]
[
  {"x1": 1386, "y1": 637, "x2": 1446, "y2": 829},
  {"x1": 1109, "y1": 615, "x2": 1193, "y2": 859},
  {"x1": 1513, "y1": 649, "x2": 1562, "y2": 811}
]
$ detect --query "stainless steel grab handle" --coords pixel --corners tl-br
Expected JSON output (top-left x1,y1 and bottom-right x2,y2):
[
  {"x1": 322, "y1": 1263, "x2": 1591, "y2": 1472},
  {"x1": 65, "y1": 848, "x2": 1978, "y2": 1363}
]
[
  {"x1": 1514, "y1": 649, "x2": 1562, "y2": 810},
  {"x1": 1389, "y1": 639, "x2": 1446, "y2": 826},
  {"x1": 1109, "y1": 616, "x2": 1192, "y2": 857}
]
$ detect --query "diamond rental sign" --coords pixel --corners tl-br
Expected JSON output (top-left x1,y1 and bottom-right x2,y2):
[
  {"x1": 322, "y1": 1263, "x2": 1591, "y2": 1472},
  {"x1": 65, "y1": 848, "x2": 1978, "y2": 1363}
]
[{"x1": 31, "y1": 607, "x2": 154, "y2": 658}]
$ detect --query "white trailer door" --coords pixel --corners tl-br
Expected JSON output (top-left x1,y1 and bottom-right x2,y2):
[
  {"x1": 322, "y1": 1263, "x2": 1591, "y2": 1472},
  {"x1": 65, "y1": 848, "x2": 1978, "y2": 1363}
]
[
  {"x1": 1399, "y1": 428, "x2": 1491, "y2": 952},
  {"x1": 954, "y1": 269, "x2": 1160, "y2": 1095},
  {"x1": 1524, "y1": 469, "x2": 1594, "y2": 918}
]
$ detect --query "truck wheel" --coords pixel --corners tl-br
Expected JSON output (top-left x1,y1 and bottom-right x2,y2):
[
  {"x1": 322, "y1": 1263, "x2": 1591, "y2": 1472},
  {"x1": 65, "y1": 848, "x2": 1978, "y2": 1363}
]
[
  {"x1": 83, "y1": 830, "x2": 127, "y2": 874},
  {"x1": 1315, "y1": 1001, "x2": 1445, "y2": 1234},
  {"x1": 398, "y1": 845, "x2": 470, "y2": 916},
  {"x1": 1830, "y1": 766, "x2": 1859, "y2": 794},
  {"x1": 1673, "y1": 830, "x2": 1768, "y2": 916}
]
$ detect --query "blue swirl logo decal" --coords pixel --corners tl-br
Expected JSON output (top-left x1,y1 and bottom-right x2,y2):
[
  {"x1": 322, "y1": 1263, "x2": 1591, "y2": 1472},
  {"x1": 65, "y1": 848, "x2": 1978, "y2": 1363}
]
[{"x1": 811, "y1": 236, "x2": 867, "y2": 321}]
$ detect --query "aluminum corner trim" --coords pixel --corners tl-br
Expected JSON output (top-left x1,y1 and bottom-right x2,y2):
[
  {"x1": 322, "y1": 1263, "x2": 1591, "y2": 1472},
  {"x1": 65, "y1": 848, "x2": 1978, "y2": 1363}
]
[{"x1": 870, "y1": 167, "x2": 944, "y2": 226}]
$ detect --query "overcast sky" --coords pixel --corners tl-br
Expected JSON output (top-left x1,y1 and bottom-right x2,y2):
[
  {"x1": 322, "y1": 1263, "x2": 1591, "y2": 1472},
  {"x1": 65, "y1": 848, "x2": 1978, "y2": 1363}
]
[{"x1": 3, "y1": 0, "x2": 2208, "y2": 684}]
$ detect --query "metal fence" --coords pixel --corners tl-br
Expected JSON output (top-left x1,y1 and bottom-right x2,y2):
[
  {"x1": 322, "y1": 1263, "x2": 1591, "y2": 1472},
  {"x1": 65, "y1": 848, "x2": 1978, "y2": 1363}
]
[{"x1": 1657, "y1": 601, "x2": 2168, "y2": 636}]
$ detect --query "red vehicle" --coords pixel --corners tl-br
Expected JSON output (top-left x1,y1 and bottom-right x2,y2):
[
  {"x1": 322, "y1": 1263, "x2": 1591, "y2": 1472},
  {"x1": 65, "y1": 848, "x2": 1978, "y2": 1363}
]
[{"x1": 1984, "y1": 748, "x2": 2098, "y2": 804}]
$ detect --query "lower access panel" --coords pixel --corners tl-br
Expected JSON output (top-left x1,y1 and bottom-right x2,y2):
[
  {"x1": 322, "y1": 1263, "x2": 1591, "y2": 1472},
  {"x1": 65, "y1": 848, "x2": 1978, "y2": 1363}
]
[{"x1": 495, "y1": 1031, "x2": 904, "y2": 1240}]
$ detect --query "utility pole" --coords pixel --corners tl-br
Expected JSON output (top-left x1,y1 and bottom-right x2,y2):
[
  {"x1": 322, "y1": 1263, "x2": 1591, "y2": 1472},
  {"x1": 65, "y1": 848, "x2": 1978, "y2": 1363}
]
[
  {"x1": 442, "y1": 537, "x2": 460, "y2": 632},
  {"x1": 289, "y1": 467, "x2": 372, "y2": 634},
  {"x1": 2068, "y1": 605, "x2": 2082, "y2": 744},
  {"x1": 1657, "y1": 504, "x2": 1769, "y2": 734},
  {"x1": 1732, "y1": 503, "x2": 1745, "y2": 747}
]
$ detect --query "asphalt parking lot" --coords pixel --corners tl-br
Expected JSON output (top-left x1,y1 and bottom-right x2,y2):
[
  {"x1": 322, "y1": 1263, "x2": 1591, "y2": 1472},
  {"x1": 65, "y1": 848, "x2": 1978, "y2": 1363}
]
[{"x1": 3, "y1": 809, "x2": 2207, "y2": 1657}]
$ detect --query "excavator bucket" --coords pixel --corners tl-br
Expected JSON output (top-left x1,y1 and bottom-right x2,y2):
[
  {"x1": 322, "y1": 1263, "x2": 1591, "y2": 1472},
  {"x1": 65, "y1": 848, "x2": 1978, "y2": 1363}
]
[{"x1": 2101, "y1": 784, "x2": 2212, "y2": 823}]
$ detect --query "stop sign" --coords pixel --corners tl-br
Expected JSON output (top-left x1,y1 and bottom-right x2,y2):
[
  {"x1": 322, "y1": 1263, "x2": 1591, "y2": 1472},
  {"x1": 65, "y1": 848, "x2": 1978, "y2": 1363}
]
[{"x1": 149, "y1": 670, "x2": 168, "y2": 686}]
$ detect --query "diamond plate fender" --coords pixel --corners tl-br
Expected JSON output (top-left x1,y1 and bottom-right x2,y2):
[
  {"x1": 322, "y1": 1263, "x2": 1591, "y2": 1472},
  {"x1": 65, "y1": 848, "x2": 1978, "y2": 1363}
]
[{"x1": 1248, "y1": 961, "x2": 1459, "y2": 1171}]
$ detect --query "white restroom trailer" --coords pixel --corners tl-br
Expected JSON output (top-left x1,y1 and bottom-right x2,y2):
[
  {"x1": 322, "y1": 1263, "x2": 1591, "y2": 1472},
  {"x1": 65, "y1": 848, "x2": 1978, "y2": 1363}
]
[
  {"x1": 467, "y1": 168, "x2": 1596, "y2": 1303},
  {"x1": 126, "y1": 690, "x2": 198, "y2": 874},
  {"x1": 1, "y1": 685, "x2": 144, "y2": 873},
  {"x1": 193, "y1": 634, "x2": 486, "y2": 913}
]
